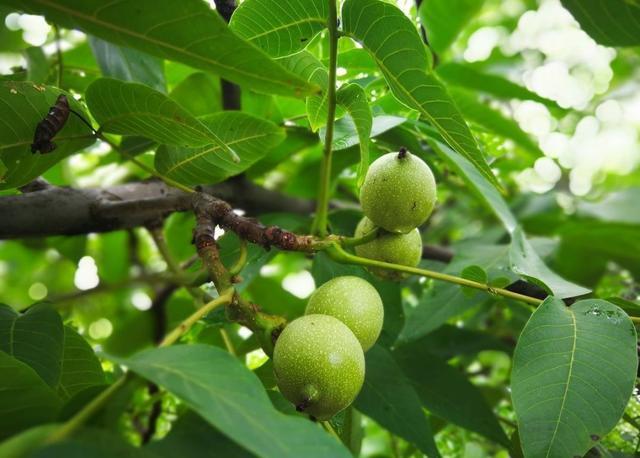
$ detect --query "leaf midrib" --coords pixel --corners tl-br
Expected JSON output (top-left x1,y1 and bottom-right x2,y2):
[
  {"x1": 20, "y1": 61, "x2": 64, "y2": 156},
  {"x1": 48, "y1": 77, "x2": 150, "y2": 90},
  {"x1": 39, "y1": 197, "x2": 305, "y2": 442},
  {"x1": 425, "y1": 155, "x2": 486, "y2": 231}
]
[
  {"x1": 29, "y1": 0, "x2": 308, "y2": 90},
  {"x1": 545, "y1": 307, "x2": 577, "y2": 457},
  {"x1": 163, "y1": 131, "x2": 274, "y2": 174},
  {"x1": 343, "y1": 24, "x2": 497, "y2": 187}
]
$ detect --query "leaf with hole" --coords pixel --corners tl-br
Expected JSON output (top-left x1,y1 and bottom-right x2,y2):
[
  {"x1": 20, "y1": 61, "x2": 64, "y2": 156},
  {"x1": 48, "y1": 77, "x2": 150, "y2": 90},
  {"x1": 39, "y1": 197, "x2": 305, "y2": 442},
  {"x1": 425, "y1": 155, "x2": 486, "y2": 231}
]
[
  {"x1": 512, "y1": 297, "x2": 637, "y2": 457},
  {"x1": 155, "y1": 112, "x2": 285, "y2": 186}
]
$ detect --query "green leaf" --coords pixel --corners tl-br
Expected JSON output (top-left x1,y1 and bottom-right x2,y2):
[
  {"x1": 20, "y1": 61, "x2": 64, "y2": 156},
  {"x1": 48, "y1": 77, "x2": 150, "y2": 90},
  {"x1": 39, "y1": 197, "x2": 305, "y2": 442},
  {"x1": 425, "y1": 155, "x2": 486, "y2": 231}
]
[
  {"x1": 512, "y1": 297, "x2": 638, "y2": 457},
  {"x1": 24, "y1": 47, "x2": 49, "y2": 84},
  {"x1": 449, "y1": 88, "x2": 544, "y2": 157},
  {"x1": 56, "y1": 326, "x2": 105, "y2": 400},
  {"x1": 400, "y1": 283, "x2": 488, "y2": 343},
  {"x1": 0, "y1": 158, "x2": 7, "y2": 182},
  {"x1": 418, "y1": 0, "x2": 486, "y2": 53},
  {"x1": 0, "y1": 424, "x2": 60, "y2": 458},
  {"x1": 278, "y1": 51, "x2": 331, "y2": 132},
  {"x1": 108, "y1": 345, "x2": 351, "y2": 458},
  {"x1": 405, "y1": 324, "x2": 513, "y2": 360},
  {"x1": 336, "y1": 83, "x2": 372, "y2": 186},
  {"x1": 426, "y1": 136, "x2": 590, "y2": 299},
  {"x1": 148, "y1": 411, "x2": 252, "y2": 458},
  {"x1": 230, "y1": 0, "x2": 328, "y2": 57},
  {"x1": 0, "y1": 303, "x2": 64, "y2": 387},
  {"x1": 169, "y1": 72, "x2": 221, "y2": 117},
  {"x1": 6, "y1": 0, "x2": 318, "y2": 97},
  {"x1": 0, "y1": 81, "x2": 95, "y2": 190},
  {"x1": 86, "y1": 78, "x2": 230, "y2": 153},
  {"x1": 393, "y1": 344, "x2": 509, "y2": 446},
  {"x1": 342, "y1": 0, "x2": 500, "y2": 190},
  {"x1": 436, "y1": 62, "x2": 561, "y2": 109},
  {"x1": 0, "y1": 352, "x2": 62, "y2": 440},
  {"x1": 31, "y1": 428, "x2": 158, "y2": 458},
  {"x1": 88, "y1": 36, "x2": 165, "y2": 92},
  {"x1": 323, "y1": 115, "x2": 405, "y2": 152},
  {"x1": 560, "y1": 0, "x2": 640, "y2": 47},
  {"x1": 354, "y1": 345, "x2": 441, "y2": 458},
  {"x1": 155, "y1": 112, "x2": 285, "y2": 186},
  {"x1": 556, "y1": 221, "x2": 640, "y2": 285}
]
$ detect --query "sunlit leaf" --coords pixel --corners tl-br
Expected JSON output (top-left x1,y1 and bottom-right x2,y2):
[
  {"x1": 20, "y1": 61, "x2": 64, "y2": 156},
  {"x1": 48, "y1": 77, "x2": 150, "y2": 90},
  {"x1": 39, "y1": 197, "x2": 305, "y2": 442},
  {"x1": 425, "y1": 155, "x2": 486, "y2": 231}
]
[
  {"x1": 342, "y1": 0, "x2": 500, "y2": 190},
  {"x1": 155, "y1": 112, "x2": 285, "y2": 186},
  {"x1": 336, "y1": 83, "x2": 372, "y2": 186},
  {"x1": 5, "y1": 0, "x2": 318, "y2": 96},
  {"x1": 230, "y1": 0, "x2": 328, "y2": 57}
]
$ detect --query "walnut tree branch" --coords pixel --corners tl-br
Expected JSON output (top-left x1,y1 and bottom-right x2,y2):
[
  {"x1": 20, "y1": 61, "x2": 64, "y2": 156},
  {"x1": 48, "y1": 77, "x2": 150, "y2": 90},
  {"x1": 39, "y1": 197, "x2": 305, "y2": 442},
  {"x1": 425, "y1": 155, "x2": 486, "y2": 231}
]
[{"x1": 0, "y1": 177, "x2": 314, "y2": 239}]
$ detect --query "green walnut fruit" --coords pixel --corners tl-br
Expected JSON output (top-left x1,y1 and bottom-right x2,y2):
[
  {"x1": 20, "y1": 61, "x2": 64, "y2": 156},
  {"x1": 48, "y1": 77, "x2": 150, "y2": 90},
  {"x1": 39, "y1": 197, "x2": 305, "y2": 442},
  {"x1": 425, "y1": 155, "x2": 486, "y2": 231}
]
[
  {"x1": 305, "y1": 276, "x2": 383, "y2": 351},
  {"x1": 354, "y1": 217, "x2": 422, "y2": 281},
  {"x1": 273, "y1": 314, "x2": 365, "y2": 420},
  {"x1": 359, "y1": 149, "x2": 436, "y2": 233}
]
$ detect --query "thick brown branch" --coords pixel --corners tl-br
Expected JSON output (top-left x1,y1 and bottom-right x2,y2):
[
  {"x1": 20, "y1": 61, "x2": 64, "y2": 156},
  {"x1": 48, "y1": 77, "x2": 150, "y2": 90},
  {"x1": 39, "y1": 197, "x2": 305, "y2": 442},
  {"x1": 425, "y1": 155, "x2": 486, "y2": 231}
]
[
  {"x1": 0, "y1": 177, "x2": 314, "y2": 239},
  {"x1": 192, "y1": 192, "x2": 317, "y2": 252}
]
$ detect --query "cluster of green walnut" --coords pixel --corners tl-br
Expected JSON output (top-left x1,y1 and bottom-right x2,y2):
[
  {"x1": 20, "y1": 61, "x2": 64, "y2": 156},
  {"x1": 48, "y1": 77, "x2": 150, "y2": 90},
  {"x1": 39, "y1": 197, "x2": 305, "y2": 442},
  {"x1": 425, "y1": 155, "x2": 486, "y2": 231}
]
[{"x1": 273, "y1": 149, "x2": 437, "y2": 420}]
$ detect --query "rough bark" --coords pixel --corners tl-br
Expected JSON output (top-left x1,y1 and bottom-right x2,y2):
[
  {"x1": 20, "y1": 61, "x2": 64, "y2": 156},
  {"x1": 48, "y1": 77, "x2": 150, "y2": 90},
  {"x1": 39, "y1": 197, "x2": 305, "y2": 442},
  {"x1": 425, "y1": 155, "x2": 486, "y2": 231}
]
[{"x1": 0, "y1": 177, "x2": 314, "y2": 239}]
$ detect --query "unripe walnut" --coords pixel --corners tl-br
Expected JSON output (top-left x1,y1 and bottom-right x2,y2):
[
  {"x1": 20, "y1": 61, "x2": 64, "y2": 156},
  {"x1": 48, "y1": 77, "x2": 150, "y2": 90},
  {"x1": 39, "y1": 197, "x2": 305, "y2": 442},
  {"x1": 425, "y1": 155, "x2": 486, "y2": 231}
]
[
  {"x1": 306, "y1": 276, "x2": 383, "y2": 351},
  {"x1": 273, "y1": 314, "x2": 365, "y2": 420},
  {"x1": 359, "y1": 149, "x2": 436, "y2": 233},
  {"x1": 354, "y1": 217, "x2": 422, "y2": 281}
]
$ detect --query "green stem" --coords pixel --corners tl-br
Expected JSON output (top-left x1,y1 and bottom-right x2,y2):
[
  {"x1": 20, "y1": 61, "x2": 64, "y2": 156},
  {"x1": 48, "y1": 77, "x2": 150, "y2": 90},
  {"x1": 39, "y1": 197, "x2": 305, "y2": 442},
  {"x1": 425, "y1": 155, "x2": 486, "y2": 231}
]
[
  {"x1": 341, "y1": 228, "x2": 379, "y2": 247},
  {"x1": 46, "y1": 291, "x2": 233, "y2": 444},
  {"x1": 159, "y1": 291, "x2": 233, "y2": 347},
  {"x1": 97, "y1": 133, "x2": 194, "y2": 194},
  {"x1": 228, "y1": 238, "x2": 248, "y2": 276},
  {"x1": 45, "y1": 373, "x2": 131, "y2": 444},
  {"x1": 53, "y1": 25, "x2": 63, "y2": 88},
  {"x1": 321, "y1": 421, "x2": 341, "y2": 441},
  {"x1": 311, "y1": 0, "x2": 339, "y2": 237},
  {"x1": 149, "y1": 226, "x2": 183, "y2": 277},
  {"x1": 327, "y1": 244, "x2": 543, "y2": 306}
]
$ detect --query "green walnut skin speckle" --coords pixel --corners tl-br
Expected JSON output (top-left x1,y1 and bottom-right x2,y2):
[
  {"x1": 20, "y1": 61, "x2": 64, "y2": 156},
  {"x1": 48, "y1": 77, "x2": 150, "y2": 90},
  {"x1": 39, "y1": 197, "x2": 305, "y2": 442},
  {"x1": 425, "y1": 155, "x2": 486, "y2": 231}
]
[
  {"x1": 272, "y1": 314, "x2": 365, "y2": 420},
  {"x1": 354, "y1": 217, "x2": 423, "y2": 281},
  {"x1": 359, "y1": 149, "x2": 436, "y2": 233},
  {"x1": 305, "y1": 276, "x2": 384, "y2": 351}
]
